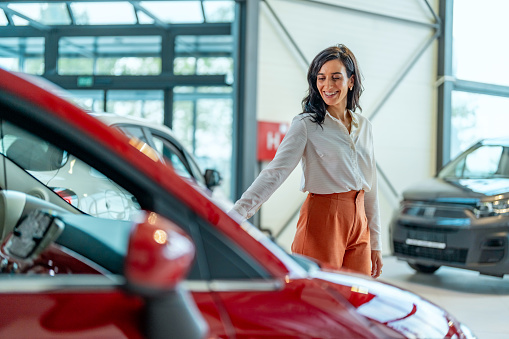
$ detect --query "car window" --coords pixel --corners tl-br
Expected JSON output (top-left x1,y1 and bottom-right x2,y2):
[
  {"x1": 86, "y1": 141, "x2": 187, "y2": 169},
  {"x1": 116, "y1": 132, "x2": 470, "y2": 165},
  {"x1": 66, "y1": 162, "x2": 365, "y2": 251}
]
[
  {"x1": 117, "y1": 125, "x2": 150, "y2": 144},
  {"x1": 464, "y1": 146, "x2": 503, "y2": 178},
  {"x1": 439, "y1": 145, "x2": 509, "y2": 179},
  {"x1": 151, "y1": 134, "x2": 194, "y2": 180},
  {"x1": 150, "y1": 132, "x2": 206, "y2": 187},
  {"x1": 0, "y1": 121, "x2": 141, "y2": 221},
  {"x1": 185, "y1": 151, "x2": 207, "y2": 186},
  {"x1": 0, "y1": 118, "x2": 268, "y2": 282}
]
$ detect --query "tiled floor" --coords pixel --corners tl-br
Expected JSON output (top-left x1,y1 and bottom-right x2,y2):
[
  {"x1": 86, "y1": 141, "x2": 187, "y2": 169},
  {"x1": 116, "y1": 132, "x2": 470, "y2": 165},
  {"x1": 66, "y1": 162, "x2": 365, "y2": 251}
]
[{"x1": 380, "y1": 256, "x2": 509, "y2": 339}]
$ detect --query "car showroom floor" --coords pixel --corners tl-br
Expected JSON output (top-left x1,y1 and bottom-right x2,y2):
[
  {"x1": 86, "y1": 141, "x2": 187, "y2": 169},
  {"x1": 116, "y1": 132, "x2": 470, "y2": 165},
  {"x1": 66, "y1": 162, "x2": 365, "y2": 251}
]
[{"x1": 380, "y1": 256, "x2": 509, "y2": 339}]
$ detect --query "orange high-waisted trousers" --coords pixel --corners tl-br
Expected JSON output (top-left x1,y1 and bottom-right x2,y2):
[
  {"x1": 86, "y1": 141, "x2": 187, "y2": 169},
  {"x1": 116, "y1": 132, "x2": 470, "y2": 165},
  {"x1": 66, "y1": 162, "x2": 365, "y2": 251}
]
[{"x1": 291, "y1": 190, "x2": 371, "y2": 275}]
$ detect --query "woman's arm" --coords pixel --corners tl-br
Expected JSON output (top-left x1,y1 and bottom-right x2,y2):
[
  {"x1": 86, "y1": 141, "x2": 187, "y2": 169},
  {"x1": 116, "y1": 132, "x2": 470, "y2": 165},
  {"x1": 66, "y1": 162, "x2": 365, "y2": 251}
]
[
  {"x1": 231, "y1": 116, "x2": 308, "y2": 220},
  {"x1": 364, "y1": 123, "x2": 382, "y2": 252}
]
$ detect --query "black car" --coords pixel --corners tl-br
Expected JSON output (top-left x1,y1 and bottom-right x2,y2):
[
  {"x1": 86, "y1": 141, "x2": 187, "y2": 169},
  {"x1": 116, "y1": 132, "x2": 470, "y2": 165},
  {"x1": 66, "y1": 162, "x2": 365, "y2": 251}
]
[{"x1": 391, "y1": 137, "x2": 509, "y2": 277}]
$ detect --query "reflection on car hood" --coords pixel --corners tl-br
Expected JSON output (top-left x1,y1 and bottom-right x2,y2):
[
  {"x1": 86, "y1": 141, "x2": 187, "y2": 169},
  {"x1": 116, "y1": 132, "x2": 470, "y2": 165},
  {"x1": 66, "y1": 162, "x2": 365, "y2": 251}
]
[
  {"x1": 312, "y1": 270, "x2": 461, "y2": 338},
  {"x1": 402, "y1": 177, "x2": 509, "y2": 202}
]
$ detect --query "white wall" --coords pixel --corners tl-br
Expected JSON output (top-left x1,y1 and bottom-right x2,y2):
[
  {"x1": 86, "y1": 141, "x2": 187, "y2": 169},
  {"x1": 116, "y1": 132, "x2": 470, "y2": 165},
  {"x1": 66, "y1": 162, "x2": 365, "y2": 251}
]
[{"x1": 255, "y1": 0, "x2": 439, "y2": 255}]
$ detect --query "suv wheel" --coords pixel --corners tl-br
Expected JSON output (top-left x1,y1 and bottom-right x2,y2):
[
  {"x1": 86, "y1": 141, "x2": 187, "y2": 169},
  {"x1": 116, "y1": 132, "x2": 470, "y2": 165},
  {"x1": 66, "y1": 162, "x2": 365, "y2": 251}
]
[{"x1": 409, "y1": 263, "x2": 440, "y2": 274}]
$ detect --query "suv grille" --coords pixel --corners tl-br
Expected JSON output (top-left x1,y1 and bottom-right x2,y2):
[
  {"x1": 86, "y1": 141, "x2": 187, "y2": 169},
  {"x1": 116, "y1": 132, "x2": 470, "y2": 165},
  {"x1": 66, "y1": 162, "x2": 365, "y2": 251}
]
[{"x1": 394, "y1": 241, "x2": 468, "y2": 263}]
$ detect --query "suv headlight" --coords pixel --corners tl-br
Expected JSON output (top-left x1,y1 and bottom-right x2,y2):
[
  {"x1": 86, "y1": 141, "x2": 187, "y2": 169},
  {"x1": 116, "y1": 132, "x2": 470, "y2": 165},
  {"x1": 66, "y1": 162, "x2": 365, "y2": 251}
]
[{"x1": 474, "y1": 199, "x2": 509, "y2": 218}]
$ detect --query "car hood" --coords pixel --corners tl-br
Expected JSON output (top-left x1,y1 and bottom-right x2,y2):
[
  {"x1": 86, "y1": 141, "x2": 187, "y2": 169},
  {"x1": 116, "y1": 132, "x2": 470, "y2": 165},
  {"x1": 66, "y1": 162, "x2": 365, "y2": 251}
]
[
  {"x1": 312, "y1": 270, "x2": 465, "y2": 338},
  {"x1": 402, "y1": 177, "x2": 509, "y2": 202}
]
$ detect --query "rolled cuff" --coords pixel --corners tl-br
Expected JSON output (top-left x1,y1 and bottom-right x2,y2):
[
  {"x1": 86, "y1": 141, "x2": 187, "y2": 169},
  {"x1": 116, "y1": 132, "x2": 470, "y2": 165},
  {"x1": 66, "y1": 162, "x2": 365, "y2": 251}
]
[
  {"x1": 369, "y1": 228, "x2": 382, "y2": 251},
  {"x1": 228, "y1": 203, "x2": 248, "y2": 222}
]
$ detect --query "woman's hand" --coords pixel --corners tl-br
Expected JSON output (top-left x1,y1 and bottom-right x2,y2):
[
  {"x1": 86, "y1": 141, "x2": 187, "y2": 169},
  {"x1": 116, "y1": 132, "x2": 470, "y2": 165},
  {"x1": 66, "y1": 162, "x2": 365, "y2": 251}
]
[{"x1": 371, "y1": 250, "x2": 383, "y2": 278}]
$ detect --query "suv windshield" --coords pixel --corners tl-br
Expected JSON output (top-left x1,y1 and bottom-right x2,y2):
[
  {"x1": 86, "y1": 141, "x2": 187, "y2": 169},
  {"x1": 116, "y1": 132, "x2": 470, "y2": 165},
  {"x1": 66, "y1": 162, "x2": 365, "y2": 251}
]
[{"x1": 439, "y1": 144, "x2": 509, "y2": 179}]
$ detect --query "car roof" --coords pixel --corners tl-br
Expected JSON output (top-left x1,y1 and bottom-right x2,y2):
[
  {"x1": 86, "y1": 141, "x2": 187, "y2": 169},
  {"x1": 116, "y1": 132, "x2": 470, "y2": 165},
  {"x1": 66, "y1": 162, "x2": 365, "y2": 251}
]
[
  {"x1": 481, "y1": 137, "x2": 509, "y2": 146},
  {"x1": 91, "y1": 112, "x2": 178, "y2": 139}
]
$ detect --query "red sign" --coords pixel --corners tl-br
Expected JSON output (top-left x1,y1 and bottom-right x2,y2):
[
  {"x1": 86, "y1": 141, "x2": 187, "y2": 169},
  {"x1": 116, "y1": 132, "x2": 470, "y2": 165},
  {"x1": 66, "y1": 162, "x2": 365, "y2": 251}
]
[{"x1": 257, "y1": 121, "x2": 290, "y2": 161}]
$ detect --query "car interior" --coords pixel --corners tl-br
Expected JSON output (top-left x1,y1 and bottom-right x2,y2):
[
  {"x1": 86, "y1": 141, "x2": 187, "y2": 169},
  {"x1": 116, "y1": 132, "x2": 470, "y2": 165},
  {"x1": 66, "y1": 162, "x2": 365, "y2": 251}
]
[{"x1": 0, "y1": 115, "x2": 271, "y2": 283}]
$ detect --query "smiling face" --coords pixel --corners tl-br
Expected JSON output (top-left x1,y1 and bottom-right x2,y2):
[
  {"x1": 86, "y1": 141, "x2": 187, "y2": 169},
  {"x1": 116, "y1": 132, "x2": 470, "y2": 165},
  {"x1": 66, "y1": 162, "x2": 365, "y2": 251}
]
[{"x1": 316, "y1": 59, "x2": 354, "y2": 110}]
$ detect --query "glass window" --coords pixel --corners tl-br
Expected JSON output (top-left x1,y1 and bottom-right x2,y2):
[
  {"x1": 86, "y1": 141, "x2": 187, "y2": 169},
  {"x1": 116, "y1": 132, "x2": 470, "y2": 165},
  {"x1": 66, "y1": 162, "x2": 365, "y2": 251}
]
[
  {"x1": 67, "y1": 90, "x2": 105, "y2": 112},
  {"x1": 195, "y1": 98, "x2": 232, "y2": 195},
  {"x1": 453, "y1": 0, "x2": 509, "y2": 86},
  {"x1": 58, "y1": 56, "x2": 94, "y2": 75},
  {"x1": 174, "y1": 35, "x2": 234, "y2": 83},
  {"x1": 197, "y1": 57, "x2": 233, "y2": 83},
  {"x1": 0, "y1": 10, "x2": 8, "y2": 26},
  {"x1": 136, "y1": 10, "x2": 155, "y2": 25},
  {"x1": 7, "y1": 3, "x2": 71, "y2": 25},
  {"x1": 139, "y1": 1, "x2": 204, "y2": 23},
  {"x1": 463, "y1": 146, "x2": 503, "y2": 178},
  {"x1": 11, "y1": 15, "x2": 29, "y2": 26},
  {"x1": 451, "y1": 91, "x2": 509, "y2": 158},
  {"x1": 116, "y1": 125, "x2": 150, "y2": 145},
  {"x1": 96, "y1": 57, "x2": 161, "y2": 76},
  {"x1": 172, "y1": 100, "x2": 195, "y2": 149},
  {"x1": 0, "y1": 37, "x2": 44, "y2": 74},
  {"x1": 24, "y1": 58, "x2": 44, "y2": 75},
  {"x1": 0, "y1": 121, "x2": 141, "y2": 221},
  {"x1": 174, "y1": 57, "x2": 196, "y2": 75},
  {"x1": 440, "y1": 145, "x2": 506, "y2": 179},
  {"x1": 197, "y1": 86, "x2": 232, "y2": 93},
  {"x1": 70, "y1": 2, "x2": 137, "y2": 25},
  {"x1": 0, "y1": 58, "x2": 19, "y2": 72},
  {"x1": 151, "y1": 134, "x2": 193, "y2": 181},
  {"x1": 58, "y1": 36, "x2": 161, "y2": 76},
  {"x1": 203, "y1": 1, "x2": 235, "y2": 23},
  {"x1": 106, "y1": 90, "x2": 164, "y2": 124},
  {"x1": 173, "y1": 86, "x2": 232, "y2": 198}
]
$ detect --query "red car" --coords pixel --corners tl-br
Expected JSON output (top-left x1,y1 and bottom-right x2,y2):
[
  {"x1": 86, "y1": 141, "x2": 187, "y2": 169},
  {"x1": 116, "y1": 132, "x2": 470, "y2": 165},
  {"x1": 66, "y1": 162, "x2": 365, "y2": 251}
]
[{"x1": 0, "y1": 69, "x2": 476, "y2": 338}]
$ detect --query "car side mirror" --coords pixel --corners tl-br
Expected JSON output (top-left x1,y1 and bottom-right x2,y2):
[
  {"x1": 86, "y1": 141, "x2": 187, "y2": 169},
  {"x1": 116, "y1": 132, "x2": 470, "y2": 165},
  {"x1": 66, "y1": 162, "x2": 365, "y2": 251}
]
[
  {"x1": 124, "y1": 211, "x2": 208, "y2": 339},
  {"x1": 204, "y1": 169, "x2": 222, "y2": 190},
  {"x1": 124, "y1": 211, "x2": 195, "y2": 293}
]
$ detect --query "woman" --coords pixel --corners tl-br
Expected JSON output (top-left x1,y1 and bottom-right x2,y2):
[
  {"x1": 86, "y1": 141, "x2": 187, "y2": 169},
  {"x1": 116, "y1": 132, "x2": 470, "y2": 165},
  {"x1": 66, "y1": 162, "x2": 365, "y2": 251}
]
[{"x1": 230, "y1": 44, "x2": 382, "y2": 278}]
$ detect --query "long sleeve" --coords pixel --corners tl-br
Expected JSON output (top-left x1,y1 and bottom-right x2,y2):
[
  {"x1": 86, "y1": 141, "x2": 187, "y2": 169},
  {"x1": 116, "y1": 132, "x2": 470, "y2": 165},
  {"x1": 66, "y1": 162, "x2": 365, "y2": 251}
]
[
  {"x1": 363, "y1": 126, "x2": 382, "y2": 251},
  {"x1": 232, "y1": 116, "x2": 307, "y2": 220}
]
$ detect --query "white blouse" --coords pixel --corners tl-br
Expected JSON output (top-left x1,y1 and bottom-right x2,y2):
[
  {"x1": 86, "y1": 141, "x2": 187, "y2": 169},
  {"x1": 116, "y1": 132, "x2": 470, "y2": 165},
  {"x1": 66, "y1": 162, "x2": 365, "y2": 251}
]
[{"x1": 232, "y1": 111, "x2": 382, "y2": 251}]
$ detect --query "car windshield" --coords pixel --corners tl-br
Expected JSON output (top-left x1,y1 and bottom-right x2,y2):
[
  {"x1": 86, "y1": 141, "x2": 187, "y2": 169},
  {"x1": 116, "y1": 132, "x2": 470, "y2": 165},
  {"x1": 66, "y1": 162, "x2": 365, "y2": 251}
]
[{"x1": 438, "y1": 144, "x2": 509, "y2": 179}]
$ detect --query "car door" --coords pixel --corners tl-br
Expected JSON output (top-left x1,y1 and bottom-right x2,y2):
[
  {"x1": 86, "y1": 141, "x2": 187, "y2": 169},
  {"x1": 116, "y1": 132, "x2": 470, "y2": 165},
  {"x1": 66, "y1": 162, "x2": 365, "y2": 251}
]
[
  {"x1": 185, "y1": 218, "x2": 376, "y2": 338},
  {"x1": 0, "y1": 119, "x2": 148, "y2": 337},
  {"x1": 0, "y1": 276, "x2": 145, "y2": 338}
]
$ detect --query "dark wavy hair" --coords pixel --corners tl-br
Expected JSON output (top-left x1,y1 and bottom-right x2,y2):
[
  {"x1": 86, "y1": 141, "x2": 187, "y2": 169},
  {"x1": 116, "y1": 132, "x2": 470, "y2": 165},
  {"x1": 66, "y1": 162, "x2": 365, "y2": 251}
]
[{"x1": 301, "y1": 44, "x2": 364, "y2": 126}]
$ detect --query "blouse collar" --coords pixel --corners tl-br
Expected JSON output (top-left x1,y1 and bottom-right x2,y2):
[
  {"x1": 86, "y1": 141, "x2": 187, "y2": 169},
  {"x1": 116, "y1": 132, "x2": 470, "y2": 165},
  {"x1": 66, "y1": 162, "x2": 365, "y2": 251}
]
[{"x1": 326, "y1": 110, "x2": 359, "y2": 127}]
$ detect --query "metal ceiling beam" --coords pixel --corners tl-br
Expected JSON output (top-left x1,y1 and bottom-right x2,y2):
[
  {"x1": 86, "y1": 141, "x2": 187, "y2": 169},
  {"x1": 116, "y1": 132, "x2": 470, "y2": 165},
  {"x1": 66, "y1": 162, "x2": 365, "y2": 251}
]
[
  {"x1": 44, "y1": 74, "x2": 228, "y2": 90},
  {"x1": 454, "y1": 80, "x2": 509, "y2": 99},
  {"x1": 0, "y1": 4, "x2": 51, "y2": 31},
  {"x1": 292, "y1": 0, "x2": 440, "y2": 29},
  {"x1": 0, "y1": 23, "x2": 231, "y2": 37},
  {"x1": 0, "y1": 0, "x2": 229, "y2": 3},
  {"x1": 0, "y1": 45, "x2": 23, "y2": 58},
  {"x1": 65, "y1": 3, "x2": 75, "y2": 25},
  {"x1": 262, "y1": 1, "x2": 308, "y2": 68},
  {"x1": 129, "y1": 1, "x2": 170, "y2": 29}
]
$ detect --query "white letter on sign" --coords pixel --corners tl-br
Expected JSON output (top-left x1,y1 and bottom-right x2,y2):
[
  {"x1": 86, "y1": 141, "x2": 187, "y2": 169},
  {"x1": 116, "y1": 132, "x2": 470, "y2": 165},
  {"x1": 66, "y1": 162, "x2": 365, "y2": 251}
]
[{"x1": 267, "y1": 131, "x2": 281, "y2": 150}]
